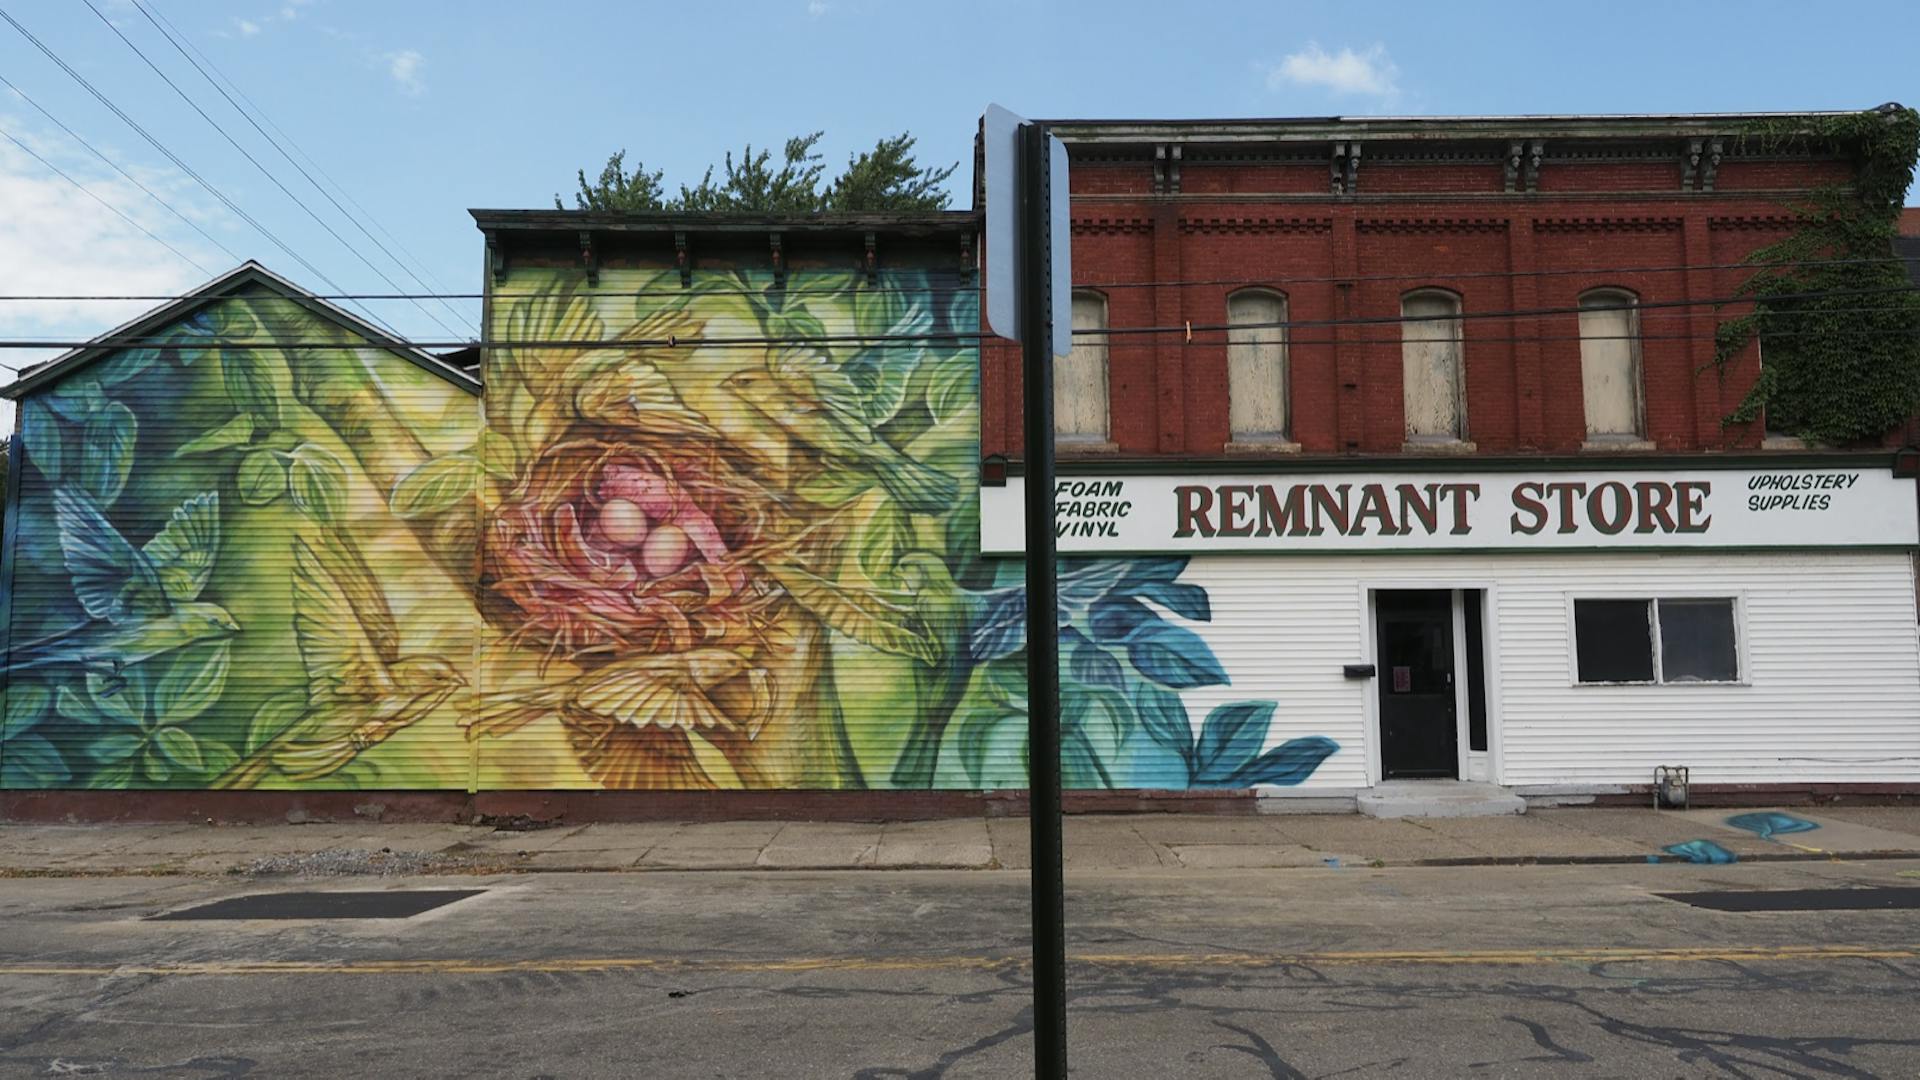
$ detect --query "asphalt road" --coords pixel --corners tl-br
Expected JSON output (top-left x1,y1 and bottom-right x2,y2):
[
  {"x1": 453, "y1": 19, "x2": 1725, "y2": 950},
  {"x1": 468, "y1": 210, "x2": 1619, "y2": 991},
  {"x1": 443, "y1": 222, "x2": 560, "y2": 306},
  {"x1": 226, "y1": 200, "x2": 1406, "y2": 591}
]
[{"x1": 2, "y1": 858, "x2": 1919, "y2": 1078}]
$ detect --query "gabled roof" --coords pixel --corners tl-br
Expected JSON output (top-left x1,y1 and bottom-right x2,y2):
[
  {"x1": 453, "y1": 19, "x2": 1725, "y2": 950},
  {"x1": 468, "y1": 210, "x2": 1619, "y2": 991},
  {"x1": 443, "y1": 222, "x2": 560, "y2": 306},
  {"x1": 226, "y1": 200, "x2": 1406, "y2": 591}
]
[{"x1": 0, "y1": 260, "x2": 481, "y2": 399}]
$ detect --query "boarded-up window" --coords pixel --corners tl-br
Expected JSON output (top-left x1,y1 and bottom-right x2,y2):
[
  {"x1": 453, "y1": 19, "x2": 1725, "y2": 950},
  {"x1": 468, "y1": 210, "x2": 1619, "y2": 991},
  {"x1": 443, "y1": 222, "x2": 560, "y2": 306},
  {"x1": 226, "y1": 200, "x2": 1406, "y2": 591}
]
[
  {"x1": 1056, "y1": 292, "x2": 1110, "y2": 441},
  {"x1": 1401, "y1": 290, "x2": 1464, "y2": 440},
  {"x1": 1578, "y1": 290, "x2": 1644, "y2": 438},
  {"x1": 1227, "y1": 290, "x2": 1289, "y2": 441}
]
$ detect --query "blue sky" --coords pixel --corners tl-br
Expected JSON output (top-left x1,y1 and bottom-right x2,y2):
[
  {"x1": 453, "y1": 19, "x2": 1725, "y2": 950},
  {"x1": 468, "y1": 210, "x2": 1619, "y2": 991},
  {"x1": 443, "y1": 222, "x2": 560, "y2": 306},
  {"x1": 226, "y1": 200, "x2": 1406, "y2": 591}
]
[{"x1": 2, "y1": 0, "x2": 1918, "y2": 394}]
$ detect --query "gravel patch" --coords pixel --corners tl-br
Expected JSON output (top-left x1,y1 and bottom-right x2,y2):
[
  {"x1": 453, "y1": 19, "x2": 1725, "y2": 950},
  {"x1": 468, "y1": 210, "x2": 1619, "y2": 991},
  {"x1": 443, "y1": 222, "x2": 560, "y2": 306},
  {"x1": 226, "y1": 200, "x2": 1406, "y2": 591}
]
[{"x1": 233, "y1": 848, "x2": 494, "y2": 877}]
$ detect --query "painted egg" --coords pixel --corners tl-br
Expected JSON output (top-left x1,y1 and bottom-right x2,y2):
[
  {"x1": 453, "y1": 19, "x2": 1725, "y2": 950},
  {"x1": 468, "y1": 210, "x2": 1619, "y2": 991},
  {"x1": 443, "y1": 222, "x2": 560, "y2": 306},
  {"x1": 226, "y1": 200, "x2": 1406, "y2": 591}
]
[
  {"x1": 597, "y1": 499, "x2": 650, "y2": 548},
  {"x1": 640, "y1": 524, "x2": 693, "y2": 577}
]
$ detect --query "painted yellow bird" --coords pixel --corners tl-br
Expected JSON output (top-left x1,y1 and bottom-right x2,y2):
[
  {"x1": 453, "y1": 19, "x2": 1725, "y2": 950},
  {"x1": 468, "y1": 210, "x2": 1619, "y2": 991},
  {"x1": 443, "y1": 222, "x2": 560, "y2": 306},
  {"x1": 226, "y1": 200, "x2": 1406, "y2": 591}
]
[{"x1": 216, "y1": 533, "x2": 463, "y2": 788}]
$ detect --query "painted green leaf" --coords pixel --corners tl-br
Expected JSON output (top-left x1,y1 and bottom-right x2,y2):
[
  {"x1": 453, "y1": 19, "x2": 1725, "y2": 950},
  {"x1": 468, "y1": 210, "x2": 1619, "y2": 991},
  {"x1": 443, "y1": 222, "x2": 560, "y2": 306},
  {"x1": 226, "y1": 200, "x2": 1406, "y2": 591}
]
[
  {"x1": 19, "y1": 398, "x2": 65, "y2": 482},
  {"x1": 2, "y1": 685, "x2": 50, "y2": 740},
  {"x1": 794, "y1": 467, "x2": 876, "y2": 507},
  {"x1": 153, "y1": 727, "x2": 204, "y2": 772},
  {"x1": 389, "y1": 452, "x2": 477, "y2": 519},
  {"x1": 245, "y1": 691, "x2": 309, "y2": 754},
  {"x1": 199, "y1": 742, "x2": 239, "y2": 778},
  {"x1": 237, "y1": 450, "x2": 289, "y2": 505},
  {"x1": 94, "y1": 347, "x2": 158, "y2": 387},
  {"x1": 86, "y1": 760, "x2": 136, "y2": 788},
  {"x1": 478, "y1": 430, "x2": 519, "y2": 481},
  {"x1": 86, "y1": 732, "x2": 143, "y2": 764},
  {"x1": 174, "y1": 414, "x2": 255, "y2": 457},
  {"x1": 55, "y1": 686, "x2": 105, "y2": 727},
  {"x1": 141, "y1": 749, "x2": 172, "y2": 783},
  {"x1": 45, "y1": 379, "x2": 106, "y2": 422},
  {"x1": 925, "y1": 358, "x2": 974, "y2": 424},
  {"x1": 1, "y1": 734, "x2": 69, "y2": 785},
  {"x1": 154, "y1": 642, "x2": 230, "y2": 726},
  {"x1": 219, "y1": 345, "x2": 280, "y2": 430},
  {"x1": 856, "y1": 499, "x2": 914, "y2": 582},
  {"x1": 80, "y1": 401, "x2": 137, "y2": 505},
  {"x1": 83, "y1": 671, "x2": 146, "y2": 727},
  {"x1": 289, "y1": 444, "x2": 349, "y2": 524}
]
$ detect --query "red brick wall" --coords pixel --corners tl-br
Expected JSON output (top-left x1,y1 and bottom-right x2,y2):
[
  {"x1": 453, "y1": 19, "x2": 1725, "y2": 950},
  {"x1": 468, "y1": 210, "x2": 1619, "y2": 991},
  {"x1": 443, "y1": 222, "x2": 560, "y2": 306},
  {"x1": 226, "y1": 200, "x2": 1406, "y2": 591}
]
[{"x1": 983, "y1": 143, "x2": 1866, "y2": 460}]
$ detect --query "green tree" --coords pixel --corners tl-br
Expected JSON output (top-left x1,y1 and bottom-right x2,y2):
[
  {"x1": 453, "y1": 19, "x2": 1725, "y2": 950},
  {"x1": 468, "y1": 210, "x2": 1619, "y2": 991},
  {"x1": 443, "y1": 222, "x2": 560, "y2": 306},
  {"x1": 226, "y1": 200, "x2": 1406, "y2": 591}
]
[{"x1": 557, "y1": 132, "x2": 956, "y2": 213}]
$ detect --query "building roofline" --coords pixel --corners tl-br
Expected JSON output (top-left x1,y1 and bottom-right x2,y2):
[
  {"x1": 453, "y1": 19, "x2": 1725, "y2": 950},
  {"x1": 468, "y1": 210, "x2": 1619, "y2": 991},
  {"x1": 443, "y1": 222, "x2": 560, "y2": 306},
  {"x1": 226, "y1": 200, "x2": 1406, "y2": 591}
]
[
  {"x1": 1039, "y1": 106, "x2": 1902, "y2": 145},
  {"x1": 0, "y1": 261, "x2": 481, "y2": 400},
  {"x1": 470, "y1": 208, "x2": 980, "y2": 236}
]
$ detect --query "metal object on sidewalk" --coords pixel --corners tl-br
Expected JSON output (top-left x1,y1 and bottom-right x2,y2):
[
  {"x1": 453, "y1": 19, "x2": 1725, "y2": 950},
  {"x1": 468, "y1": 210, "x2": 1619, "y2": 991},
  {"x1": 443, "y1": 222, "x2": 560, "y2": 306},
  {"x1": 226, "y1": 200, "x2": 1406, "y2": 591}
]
[
  {"x1": 151, "y1": 889, "x2": 483, "y2": 920},
  {"x1": 1654, "y1": 765, "x2": 1690, "y2": 810}
]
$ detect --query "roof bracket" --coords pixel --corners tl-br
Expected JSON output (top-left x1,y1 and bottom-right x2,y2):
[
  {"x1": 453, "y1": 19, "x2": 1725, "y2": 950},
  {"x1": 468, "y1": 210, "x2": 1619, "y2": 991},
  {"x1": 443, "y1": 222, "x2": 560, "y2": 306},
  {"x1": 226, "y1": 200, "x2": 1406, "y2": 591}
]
[
  {"x1": 769, "y1": 232, "x2": 786, "y2": 290},
  {"x1": 1505, "y1": 142, "x2": 1523, "y2": 193},
  {"x1": 863, "y1": 231, "x2": 878, "y2": 285},
  {"x1": 1153, "y1": 145, "x2": 1167, "y2": 194},
  {"x1": 1701, "y1": 136, "x2": 1724, "y2": 192},
  {"x1": 1168, "y1": 144, "x2": 1183, "y2": 194},
  {"x1": 578, "y1": 230, "x2": 598, "y2": 287},
  {"x1": 1331, "y1": 142, "x2": 1360, "y2": 195},
  {"x1": 487, "y1": 231, "x2": 507, "y2": 285},
  {"x1": 1682, "y1": 138, "x2": 1702, "y2": 191},
  {"x1": 958, "y1": 231, "x2": 975, "y2": 284},
  {"x1": 1524, "y1": 140, "x2": 1545, "y2": 193},
  {"x1": 674, "y1": 231, "x2": 691, "y2": 287}
]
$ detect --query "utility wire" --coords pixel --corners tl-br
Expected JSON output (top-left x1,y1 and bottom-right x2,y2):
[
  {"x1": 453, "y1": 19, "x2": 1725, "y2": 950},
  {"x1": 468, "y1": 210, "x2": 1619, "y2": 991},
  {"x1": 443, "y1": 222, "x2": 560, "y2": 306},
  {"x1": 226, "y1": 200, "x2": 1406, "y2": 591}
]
[
  {"x1": 143, "y1": 0, "x2": 478, "y2": 336},
  {"x1": 0, "y1": 71, "x2": 241, "y2": 263},
  {"x1": 0, "y1": 252, "x2": 1909, "y2": 304},
  {"x1": 127, "y1": 0, "x2": 476, "y2": 339},
  {"x1": 0, "y1": 121, "x2": 211, "y2": 275},
  {"x1": 76, "y1": 0, "x2": 444, "y2": 340}
]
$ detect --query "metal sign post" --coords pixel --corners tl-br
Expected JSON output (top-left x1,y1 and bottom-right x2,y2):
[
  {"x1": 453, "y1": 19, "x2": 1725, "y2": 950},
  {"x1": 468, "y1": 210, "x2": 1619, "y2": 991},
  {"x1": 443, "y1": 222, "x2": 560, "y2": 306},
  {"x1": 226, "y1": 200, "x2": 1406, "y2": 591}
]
[{"x1": 983, "y1": 103, "x2": 1071, "y2": 1080}]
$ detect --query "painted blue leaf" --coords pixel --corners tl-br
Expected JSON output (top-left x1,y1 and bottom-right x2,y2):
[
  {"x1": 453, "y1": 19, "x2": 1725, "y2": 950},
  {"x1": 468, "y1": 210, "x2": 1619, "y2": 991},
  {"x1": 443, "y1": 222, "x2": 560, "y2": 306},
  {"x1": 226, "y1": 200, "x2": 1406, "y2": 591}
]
[
  {"x1": 1724, "y1": 812, "x2": 1819, "y2": 840},
  {"x1": 94, "y1": 348, "x2": 158, "y2": 388},
  {"x1": 1193, "y1": 701, "x2": 1276, "y2": 780},
  {"x1": 19, "y1": 398, "x2": 66, "y2": 482},
  {"x1": 1120, "y1": 557, "x2": 1188, "y2": 589},
  {"x1": 1061, "y1": 728, "x2": 1112, "y2": 788},
  {"x1": 1662, "y1": 839, "x2": 1738, "y2": 865},
  {"x1": 1057, "y1": 562, "x2": 1129, "y2": 609},
  {"x1": 1090, "y1": 596, "x2": 1157, "y2": 642},
  {"x1": 81, "y1": 401, "x2": 137, "y2": 506},
  {"x1": 1220, "y1": 736, "x2": 1340, "y2": 788},
  {"x1": 968, "y1": 589, "x2": 1027, "y2": 662},
  {"x1": 1069, "y1": 642, "x2": 1125, "y2": 689},
  {"x1": 44, "y1": 379, "x2": 106, "y2": 422},
  {"x1": 1129, "y1": 581, "x2": 1211, "y2": 622},
  {"x1": 1125, "y1": 621, "x2": 1229, "y2": 689},
  {"x1": 1130, "y1": 682, "x2": 1194, "y2": 762}
]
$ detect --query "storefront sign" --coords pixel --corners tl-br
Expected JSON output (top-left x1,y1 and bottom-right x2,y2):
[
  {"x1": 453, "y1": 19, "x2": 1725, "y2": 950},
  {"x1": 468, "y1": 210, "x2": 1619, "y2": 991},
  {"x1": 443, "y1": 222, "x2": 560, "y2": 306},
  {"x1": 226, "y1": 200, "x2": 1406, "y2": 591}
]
[{"x1": 979, "y1": 466, "x2": 1919, "y2": 554}]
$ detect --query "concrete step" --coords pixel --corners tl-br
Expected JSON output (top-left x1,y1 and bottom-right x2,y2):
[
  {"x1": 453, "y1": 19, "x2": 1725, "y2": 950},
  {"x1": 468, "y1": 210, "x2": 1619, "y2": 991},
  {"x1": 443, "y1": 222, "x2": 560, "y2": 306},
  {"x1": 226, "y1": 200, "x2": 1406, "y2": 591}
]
[{"x1": 1356, "y1": 780, "x2": 1528, "y2": 819}]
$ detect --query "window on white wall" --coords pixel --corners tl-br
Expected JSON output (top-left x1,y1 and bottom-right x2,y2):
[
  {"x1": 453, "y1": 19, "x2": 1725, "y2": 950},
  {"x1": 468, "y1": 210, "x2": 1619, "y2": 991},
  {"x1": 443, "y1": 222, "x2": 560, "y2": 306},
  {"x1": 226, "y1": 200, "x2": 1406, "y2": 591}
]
[
  {"x1": 1401, "y1": 290, "x2": 1465, "y2": 441},
  {"x1": 1227, "y1": 289, "x2": 1289, "y2": 442},
  {"x1": 1572, "y1": 597, "x2": 1740, "y2": 684},
  {"x1": 1578, "y1": 289, "x2": 1645, "y2": 440},
  {"x1": 1056, "y1": 291, "x2": 1110, "y2": 442}
]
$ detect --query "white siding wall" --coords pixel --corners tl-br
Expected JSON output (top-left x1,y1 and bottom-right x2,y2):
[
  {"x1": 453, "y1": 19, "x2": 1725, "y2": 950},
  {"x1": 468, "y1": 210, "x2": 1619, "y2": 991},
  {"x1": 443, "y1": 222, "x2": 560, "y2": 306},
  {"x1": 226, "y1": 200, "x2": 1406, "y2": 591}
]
[{"x1": 1175, "y1": 552, "x2": 1920, "y2": 791}]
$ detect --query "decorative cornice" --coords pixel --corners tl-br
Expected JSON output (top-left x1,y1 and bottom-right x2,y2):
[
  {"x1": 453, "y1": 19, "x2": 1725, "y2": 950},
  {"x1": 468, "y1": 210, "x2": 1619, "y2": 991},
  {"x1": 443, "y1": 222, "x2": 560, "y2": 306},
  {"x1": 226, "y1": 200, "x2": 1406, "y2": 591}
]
[
  {"x1": 1706, "y1": 213, "x2": 1800, "y2": 231},
  {"x1": 1178, "y1": 216, "x2": 1332, "y2": 234},
  {"x1": 1071, "y1": 217, "x2": 1154, "y2": 235},
  {"x1": 1355, "y1": 217, "x2": 1509, "y2": 234},
  {"x1": 1535, "y1": 216, "x2": 1683, "y2": 233}
]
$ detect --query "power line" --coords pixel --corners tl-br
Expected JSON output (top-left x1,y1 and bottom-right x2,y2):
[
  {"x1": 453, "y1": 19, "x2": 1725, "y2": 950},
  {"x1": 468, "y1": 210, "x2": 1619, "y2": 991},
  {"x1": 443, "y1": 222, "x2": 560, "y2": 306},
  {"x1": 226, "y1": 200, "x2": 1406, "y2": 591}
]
[
  {"x1": 0, "y1": 252, "x2": 1910, "y2": 304},
  {"x1": 0, "y1": 3, "x2": 394, "y2": 336},
  {"x1": 76, "y1": 0, "x2": 456, "y2": 341},
  {"x1": 142, "y1": 0, "x2": 479, "y2": 336},
  {"x1": 0, "y1": 121, "x2": 211, "y2": 275},
  {"x1": 0, "y1": 71, "x2": 241, "y2": 263},
  {"x1": 125, "y1": 0, "x2": 478, "y2": 338}
]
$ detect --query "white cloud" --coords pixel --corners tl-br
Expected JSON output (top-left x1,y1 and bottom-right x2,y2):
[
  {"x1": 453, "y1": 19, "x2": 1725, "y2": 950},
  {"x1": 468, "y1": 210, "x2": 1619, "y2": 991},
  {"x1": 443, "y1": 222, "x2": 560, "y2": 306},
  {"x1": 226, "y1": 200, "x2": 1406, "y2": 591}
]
[
  {"x1": 383, "y1": 49, "x2": 426, "y2": 96},
  {"x1": 807, "y1": 1, "x2": 830, "y2": 16},
  {"x1": 235, "y1": 18, "x2": 262, "y2": 36},
  {"x1": 1268, "y1": 43, "x2": 1399, "y2": 99},
  {"x1": 0, "y1": 128, "x2": 220, "y2": 422}
]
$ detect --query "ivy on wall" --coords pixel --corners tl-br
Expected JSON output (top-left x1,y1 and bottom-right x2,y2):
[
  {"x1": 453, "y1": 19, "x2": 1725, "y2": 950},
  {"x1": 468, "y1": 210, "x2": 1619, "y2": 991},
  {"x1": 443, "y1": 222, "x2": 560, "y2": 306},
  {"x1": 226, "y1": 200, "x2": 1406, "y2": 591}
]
[{"x1": 1714, "y1": 105, "x2": 1920, "y2": 444}]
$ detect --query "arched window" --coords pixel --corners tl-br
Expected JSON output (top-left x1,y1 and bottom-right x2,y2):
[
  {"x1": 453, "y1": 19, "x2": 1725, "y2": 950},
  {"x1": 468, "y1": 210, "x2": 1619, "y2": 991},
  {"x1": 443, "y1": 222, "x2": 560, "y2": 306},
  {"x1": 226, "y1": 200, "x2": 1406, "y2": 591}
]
[
  {"x1": 1226, "y1": 289, "x2": 1289, "y2": 442},
  {"x1": 1056, "y1": 291, "x2": 1110, "y2": 441},
  {"x1": 1401, "y1": 290, "x2": 1465, "y2": 441},
  {"x1": 1578, "y1": 289, "x2": 1644, "y2": 440}
]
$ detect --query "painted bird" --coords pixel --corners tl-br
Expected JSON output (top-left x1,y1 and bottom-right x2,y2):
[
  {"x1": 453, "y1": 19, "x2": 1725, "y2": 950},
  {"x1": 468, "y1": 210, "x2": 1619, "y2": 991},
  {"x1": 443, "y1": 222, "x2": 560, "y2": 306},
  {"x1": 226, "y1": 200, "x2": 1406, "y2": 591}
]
[
  {"x1": 8, "y1": 489, "x2": 238, "y2": 680},
  {"x1": 215, "y1": 533, "x2": 464, "y2": 787},
  {"x1": 723, "y1": 354, "x2": 957, "y2": 513}
]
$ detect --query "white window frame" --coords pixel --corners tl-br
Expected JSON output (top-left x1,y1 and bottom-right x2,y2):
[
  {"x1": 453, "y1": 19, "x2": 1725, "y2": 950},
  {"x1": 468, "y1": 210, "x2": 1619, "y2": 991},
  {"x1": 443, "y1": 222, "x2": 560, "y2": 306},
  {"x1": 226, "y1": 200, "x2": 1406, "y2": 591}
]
[
  {"x1": 1225, "y1": 287, "x2": 1294, "y2": 448},
  {"x1": 1057, "y1": 290, "x2": 1113, "y2": 445},
  {"x1": 1576, "y1": 287, "x2": 1649, "y2": 446},
  {"x1": 1565, "y1": 593, "x2": 1748, "y2": 687},
  {"x1": 1399, "y1": 288, "x2": 1470, "y2": 448}
]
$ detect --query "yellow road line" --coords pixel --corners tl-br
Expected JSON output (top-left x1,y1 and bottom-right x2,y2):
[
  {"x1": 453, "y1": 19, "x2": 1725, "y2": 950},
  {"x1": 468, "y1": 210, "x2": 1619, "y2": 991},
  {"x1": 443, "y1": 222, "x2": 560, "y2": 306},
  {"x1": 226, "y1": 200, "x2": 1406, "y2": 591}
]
[{"x1": 2, "y1": 944, "x2": 1916, "y2": 978}]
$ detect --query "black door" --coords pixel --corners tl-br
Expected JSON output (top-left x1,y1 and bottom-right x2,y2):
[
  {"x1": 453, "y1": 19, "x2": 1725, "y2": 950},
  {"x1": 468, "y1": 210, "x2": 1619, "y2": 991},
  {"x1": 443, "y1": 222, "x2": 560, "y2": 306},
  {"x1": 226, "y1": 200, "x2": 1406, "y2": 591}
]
[{"x1": 1375, "y1": 590, "x2": 1458, "y2": 779}]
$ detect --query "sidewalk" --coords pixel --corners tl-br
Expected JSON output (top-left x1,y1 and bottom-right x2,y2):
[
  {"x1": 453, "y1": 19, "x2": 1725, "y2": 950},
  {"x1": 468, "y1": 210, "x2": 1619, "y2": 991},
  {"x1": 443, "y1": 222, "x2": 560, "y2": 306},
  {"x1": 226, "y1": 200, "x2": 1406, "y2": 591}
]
[{"x1": 5, "y1": 805, "x2": 1920, "y2": 876}]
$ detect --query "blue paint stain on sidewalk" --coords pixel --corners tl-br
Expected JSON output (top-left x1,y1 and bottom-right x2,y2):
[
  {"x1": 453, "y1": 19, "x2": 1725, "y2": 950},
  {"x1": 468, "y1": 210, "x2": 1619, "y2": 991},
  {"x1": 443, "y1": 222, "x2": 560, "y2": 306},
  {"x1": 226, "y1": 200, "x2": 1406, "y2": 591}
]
[
  {"x1": 1725, "y1": 812, "x2": 1820, "y2": 840},
  {"x1": 1663, "y1": 840, "x2": 1739, "y2": 864}
]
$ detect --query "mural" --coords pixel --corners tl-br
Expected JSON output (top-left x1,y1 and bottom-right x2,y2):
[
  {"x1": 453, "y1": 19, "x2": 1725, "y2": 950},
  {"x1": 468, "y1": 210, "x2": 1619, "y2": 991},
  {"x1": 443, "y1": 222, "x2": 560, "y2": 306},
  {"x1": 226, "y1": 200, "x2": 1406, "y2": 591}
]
[{"x1": 1, "y1": 267, "x2": 1339, "y2": 792}]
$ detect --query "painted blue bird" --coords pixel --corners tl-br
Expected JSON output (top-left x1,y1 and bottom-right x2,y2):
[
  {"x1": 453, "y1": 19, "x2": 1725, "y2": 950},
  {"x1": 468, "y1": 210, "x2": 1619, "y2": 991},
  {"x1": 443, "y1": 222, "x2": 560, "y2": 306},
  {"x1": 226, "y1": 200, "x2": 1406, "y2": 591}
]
[{"x1": 7, "y1": 488, "x2": 238, "y2": 681}]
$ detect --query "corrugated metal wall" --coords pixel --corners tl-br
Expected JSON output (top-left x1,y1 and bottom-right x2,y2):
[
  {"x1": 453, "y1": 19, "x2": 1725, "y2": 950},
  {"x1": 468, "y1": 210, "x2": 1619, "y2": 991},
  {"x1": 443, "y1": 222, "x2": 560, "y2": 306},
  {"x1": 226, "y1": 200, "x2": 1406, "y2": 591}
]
[{"x1": 1, "y1": 289, "x2": 480, "y2": 791}]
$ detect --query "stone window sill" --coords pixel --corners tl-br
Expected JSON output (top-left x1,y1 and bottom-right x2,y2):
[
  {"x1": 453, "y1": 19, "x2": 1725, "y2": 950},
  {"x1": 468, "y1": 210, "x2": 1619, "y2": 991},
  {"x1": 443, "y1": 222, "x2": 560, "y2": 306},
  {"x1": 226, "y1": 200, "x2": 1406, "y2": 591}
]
[
  {"x1": 1400, "y1": 439, "x2": 1478, "y2": 455},
  {"x1": 1580, "y1": 438, "x2": 1657, "y2": 453},
  {"x1": 1223, "y1": 439, "x2": 1302, "y2": 455},
  {"x1": 1056, "y1": 439, "x2": 1120, "y2": 457},
  {"x1": 1761, "y1": 434, "x2": 1809, "y2": 450}
]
